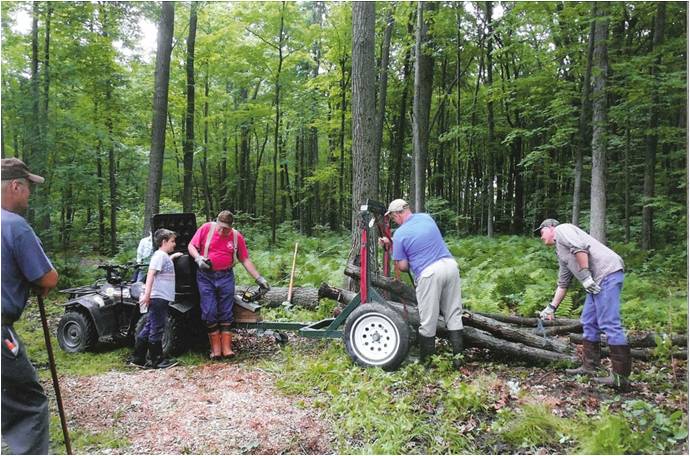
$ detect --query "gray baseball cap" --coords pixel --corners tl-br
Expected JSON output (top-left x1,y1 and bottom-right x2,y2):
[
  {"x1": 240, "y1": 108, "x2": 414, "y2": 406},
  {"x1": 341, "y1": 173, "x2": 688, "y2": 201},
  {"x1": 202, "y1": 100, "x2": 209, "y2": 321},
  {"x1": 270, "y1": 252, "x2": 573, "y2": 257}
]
[{"x1": 534, "y1": 218, "x2": 559, "y2": 233}]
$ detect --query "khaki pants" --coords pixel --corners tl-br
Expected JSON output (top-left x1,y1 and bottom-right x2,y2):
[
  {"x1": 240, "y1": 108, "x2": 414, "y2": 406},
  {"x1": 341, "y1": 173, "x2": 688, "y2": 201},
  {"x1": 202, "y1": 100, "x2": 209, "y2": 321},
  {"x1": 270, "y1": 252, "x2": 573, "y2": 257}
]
[{"x1": 415, "y1": 257, "x2": 463, "y2": 337}]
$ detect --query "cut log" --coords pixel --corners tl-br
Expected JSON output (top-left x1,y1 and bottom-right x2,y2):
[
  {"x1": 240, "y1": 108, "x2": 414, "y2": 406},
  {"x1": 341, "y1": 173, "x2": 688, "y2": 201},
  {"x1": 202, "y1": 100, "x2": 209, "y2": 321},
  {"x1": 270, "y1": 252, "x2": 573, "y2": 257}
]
[
  {"x1": 569, "y1": 332, "x2": 688, "y2": 348},
  {"x1": 463, "y1": 312, "x2": 571, "y2": 353},
  {"x1": 476, "y1": 312, "x2": 581, "y2": 327},
  {"x1": 235, "y1": 285, "x2": 320, "y2": 310},
  {"x1": 344, "y1": 263, "x2": 417, "y2": 303},
  {"x1": 462, "y1": 327, "x2": 577, "y2": 364},
  {"x1": 542, "y1": 323, "x2": 583, "y2": 337}
]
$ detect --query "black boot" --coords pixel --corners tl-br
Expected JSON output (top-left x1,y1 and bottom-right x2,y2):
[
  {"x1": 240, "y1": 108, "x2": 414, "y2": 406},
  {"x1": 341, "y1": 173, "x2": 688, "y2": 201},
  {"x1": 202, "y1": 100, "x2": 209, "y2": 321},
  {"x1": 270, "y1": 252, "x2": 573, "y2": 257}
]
[
  {"x1": 566, "y1": 339, "x2": 601, "y2": 375},
  {"x1": 447, "y1": 330, "x2": 464, "y2": 369},
  {"x1": 146, "y1": 341, "x2": 178, "y2": 369},
  {"x1": 594, "y1": 344, "x2": 632, "y2": 392},
  {"x1": 418, "y1": 335, "x2": 436, "y2": 368},
  {"x1": 127, "y1": 337, "x2": 148, "y2": 368}
]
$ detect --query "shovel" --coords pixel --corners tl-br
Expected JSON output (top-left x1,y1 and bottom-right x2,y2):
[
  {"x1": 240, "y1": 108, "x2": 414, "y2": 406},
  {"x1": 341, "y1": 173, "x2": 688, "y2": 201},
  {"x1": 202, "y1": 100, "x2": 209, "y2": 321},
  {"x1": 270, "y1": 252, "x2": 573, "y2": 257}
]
[{"x1": 281, "y1": 242, "x2": 299, "y2": 309}]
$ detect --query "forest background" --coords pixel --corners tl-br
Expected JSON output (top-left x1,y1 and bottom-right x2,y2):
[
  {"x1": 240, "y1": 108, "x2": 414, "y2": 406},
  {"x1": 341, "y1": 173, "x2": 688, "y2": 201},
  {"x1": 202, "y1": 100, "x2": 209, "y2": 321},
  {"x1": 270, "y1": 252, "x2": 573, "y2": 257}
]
[{"x1": 1, "y1": 1, "x2": 688, "y2": 454}]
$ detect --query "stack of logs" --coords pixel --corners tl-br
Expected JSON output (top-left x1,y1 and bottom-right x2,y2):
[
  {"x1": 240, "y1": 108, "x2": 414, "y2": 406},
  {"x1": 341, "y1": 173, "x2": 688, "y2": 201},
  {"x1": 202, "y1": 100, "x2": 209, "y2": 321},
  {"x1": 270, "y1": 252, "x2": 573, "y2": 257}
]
[{"x1": 236, "y1": 264, "x2": 687, "y2": 364}]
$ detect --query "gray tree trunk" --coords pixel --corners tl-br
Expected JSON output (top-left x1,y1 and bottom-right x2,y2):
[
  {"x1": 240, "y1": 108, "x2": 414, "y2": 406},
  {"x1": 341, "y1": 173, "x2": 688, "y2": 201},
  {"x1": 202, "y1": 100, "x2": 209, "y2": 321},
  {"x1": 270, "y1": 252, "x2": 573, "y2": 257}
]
[
  {"x1": 412, "y1": 1, "x2": 435, "y2": 213},
  {"x1": 589, "y1": 2, "x2": 609, "y2": 243},
  {"x1": 374, "y1": 6, "x2": 394, "y2": 179},
  {"x1": 182, "y1": 2, "x2": 197, "y2": 213},
  {"x1": 485, "y1": 1, "x2": 495, "y2": 237},
  {"x1": 573, "y1": 10, "x2": 595, "y2": 226},
  {"x1": 143, "y1": 2, "x2": 174, "y2": 235}
]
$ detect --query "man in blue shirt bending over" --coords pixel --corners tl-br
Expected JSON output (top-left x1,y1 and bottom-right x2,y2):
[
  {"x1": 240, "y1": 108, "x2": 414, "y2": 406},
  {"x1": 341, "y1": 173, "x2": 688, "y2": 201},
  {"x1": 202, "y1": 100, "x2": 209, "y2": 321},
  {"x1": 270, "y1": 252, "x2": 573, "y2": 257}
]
[
  {"x1": 381, "y1": 199, "x2": 464, "y2": 368},
  {"x1": 1, "y1": 158, "x2": 59, "y2": 454}
]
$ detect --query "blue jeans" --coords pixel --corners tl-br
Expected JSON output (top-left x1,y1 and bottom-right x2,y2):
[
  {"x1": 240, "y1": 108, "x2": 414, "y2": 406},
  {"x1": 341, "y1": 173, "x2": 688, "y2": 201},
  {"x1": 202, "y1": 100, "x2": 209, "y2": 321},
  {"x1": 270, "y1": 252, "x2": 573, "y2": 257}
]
[
  {"x1": 581, "y1": 270, "x2": 627, "y2": 345},
  {"x1": 197, "y1": 269, "x2": 235, "y2": 325},
  {"x1": 138, "y1": 298, "x2": 169, "y2": 343}
]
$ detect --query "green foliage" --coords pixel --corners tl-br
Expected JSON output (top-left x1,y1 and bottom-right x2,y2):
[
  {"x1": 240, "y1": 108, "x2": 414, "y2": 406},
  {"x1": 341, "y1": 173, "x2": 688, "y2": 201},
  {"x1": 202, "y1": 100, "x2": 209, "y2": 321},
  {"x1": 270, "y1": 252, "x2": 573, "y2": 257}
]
[
  {"x1": 497, "y1": 403, "x2": 573, "y2": 448},
  {"x1": 577, "y1": 402, "x2": 688, "y2": 455},
  {"x1": 50, "y1": 416, "x2": 129, "y2": 455}
]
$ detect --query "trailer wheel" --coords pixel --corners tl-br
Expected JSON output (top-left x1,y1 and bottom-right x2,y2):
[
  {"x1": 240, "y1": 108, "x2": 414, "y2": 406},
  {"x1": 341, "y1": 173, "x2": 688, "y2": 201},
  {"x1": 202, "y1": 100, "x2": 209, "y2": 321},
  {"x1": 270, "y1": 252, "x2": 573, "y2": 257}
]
[
  {"x1": 135, "y1": 310, "x2": 188, "y2": 356},
  {"x1": 57, "y1": 311, "x2": 98, "y2": 353},
  {"x1": 343, "y1": 302, "x2": 410, "y2": 371}
]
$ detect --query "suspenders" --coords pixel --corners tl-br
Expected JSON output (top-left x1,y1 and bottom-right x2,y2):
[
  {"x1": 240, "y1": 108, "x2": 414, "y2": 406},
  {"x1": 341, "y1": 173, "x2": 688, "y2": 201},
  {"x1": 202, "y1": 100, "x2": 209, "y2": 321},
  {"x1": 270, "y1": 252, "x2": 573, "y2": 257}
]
[{"x1": 202, "y1": 222, "x2": 239, "y2": 267}]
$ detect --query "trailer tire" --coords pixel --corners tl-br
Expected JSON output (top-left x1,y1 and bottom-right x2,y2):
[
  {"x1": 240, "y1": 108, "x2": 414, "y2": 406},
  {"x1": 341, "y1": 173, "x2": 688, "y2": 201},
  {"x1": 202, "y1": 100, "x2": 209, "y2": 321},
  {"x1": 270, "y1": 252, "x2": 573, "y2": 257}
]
[
  {"x1": 57, "y1": 311, "x2": 98, "y2": 353},
  {"x1": 343, "y1": 302, "x2": 410, "y2": 371},
  {"x1": 135, "y1": 310, "x2": 188, "y2": 357}
]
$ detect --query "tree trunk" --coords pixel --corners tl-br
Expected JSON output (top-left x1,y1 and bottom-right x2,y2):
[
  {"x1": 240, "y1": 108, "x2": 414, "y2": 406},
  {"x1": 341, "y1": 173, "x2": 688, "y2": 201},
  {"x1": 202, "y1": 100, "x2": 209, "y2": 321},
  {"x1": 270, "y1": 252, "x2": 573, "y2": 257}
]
[
  {"x1": 374, "y1": 6, "x2": 394, "y2": 175},
  {"x1": 201, "y1": 70, "x2": 212, "y2": 220},
  {"x1": 485, "y1": 1, "x2": 495, "y2": 237},
  {"x1": 271, "y1": 2, "x2": 287, "y2": 245},
  {"x1": 182, "y1": 2, "x2": 197, "y2": 213},
  {"x1": 589, "y1": 2, "x2": 609, "y2": 243},
  {"x1": 412, "y1": 1, "x2": 435, "y2": 212},
  {"x1": 350, "y1": 1, "x2": 378, "y2": 276},
  {"x1": 143, "y1": 2, "x2": 174, "y2": 235},
  {"x1": 641, "y1": 2, "x2": 666, "y2": 251},
  {"x1": 573, "y1": 13, "x2": 595, "y2": 225},
  {"x1": 390, "y1": 17, "x2": 413, "y2": 200}
]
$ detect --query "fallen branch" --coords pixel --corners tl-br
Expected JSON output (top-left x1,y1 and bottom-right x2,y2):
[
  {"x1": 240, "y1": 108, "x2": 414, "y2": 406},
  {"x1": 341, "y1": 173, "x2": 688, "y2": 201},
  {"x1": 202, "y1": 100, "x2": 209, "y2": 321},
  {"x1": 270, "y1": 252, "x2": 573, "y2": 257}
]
[{"x1": 476, "y1": 312, "x2": 581, "y2": 327}]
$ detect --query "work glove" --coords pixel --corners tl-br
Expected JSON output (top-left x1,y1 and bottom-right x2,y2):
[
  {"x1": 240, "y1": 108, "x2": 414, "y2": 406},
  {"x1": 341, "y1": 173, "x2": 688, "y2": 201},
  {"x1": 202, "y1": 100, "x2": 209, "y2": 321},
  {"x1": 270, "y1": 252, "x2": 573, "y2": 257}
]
[
  {"x1": 575, "y1": 268, "x2": 601, "y2": 295},
  {"x1": 539, "y1": 304, "x2": 556, "y2": 320},
  {"x1": 195, "y1": 256, "x2": 212, "y2": 271},
  {"x1": 255, "y1": 275, "x2": 270, "y2": 290}
]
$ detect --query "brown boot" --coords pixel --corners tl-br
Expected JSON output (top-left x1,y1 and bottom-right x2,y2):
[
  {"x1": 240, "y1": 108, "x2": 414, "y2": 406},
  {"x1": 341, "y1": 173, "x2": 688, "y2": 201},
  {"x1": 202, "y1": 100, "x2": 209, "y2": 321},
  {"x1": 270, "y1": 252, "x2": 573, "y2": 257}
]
[
  {"x1": 566, "y1": 339, "x2": 601, "y2": 375},
  {"x1": 208, "y1": 331, "x2": 222, "y2": 360},
  {"x1": 593, "y1": 344, "x2": 632, "y2": 392},
  {"x1": 220, "y1": 325, "x2": 235, "y2": 358}
]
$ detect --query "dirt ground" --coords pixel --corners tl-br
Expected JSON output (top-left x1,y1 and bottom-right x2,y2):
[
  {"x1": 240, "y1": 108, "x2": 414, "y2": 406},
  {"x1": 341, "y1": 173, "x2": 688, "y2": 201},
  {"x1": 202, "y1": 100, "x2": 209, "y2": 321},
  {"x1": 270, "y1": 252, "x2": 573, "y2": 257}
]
[{"x1": 58, "y1": 362, "x2": 333, "y2": 454}]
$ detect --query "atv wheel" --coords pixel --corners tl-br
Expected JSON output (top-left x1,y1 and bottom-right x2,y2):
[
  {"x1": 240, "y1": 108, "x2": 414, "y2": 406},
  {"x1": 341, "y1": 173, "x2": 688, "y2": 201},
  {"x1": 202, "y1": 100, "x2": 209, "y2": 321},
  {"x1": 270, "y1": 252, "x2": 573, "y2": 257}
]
[
  {"x1": 343, "y1": 302, "x2": 410, "y2": 371},
  {"x1": 57, "y1": 311, "x2": 98, "y2": 353},
  {"x1": 135, "y1": 310, "x2": 189, "y2": 357}
]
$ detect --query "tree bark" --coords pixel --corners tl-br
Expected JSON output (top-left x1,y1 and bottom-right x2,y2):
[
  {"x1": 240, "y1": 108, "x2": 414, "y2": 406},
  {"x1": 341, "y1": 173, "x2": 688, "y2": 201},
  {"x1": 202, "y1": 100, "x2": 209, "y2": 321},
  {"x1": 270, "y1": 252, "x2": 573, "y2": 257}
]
[
  {"x1": 374, "y1": 6, "x2": 394, "y2": 171},
  {"x1": 144, "y1": 2, "x2": 174, "y2": 235},
  {"x1": 271, "y1": 2, "x2": 287, "y2": 245},
  {"x1": 182, "y1": 2, "x2": 197, "y2": 213},
  {"x1": 484, "y1": 1, "x2": 495, "y2": 237},
  {"x1": 589, "y1": 2, "x2": 609, "y2": 243},
  {"x1": 569, "y1": 332, "x2": 686, "y2": 348},
  {"x1": 237, "y1": 285, "x2": 321, "y2": 310},
  {"x1": 411, "y1": 1, "x2": 435, "y2": 212}
]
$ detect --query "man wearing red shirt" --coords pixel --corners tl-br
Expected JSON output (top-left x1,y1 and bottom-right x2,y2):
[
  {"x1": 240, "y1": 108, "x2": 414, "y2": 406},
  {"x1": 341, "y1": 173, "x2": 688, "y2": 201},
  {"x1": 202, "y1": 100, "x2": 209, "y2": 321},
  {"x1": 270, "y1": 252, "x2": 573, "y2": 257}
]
[{"x1": 188, "y1": 210, "x2": 270, "y2": 359}]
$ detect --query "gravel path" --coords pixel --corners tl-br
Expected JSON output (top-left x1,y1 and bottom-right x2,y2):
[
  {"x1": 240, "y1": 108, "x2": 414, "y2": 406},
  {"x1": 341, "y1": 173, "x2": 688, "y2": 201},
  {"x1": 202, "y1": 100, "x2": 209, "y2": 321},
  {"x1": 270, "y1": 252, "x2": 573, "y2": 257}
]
[{"x1": 61, "y1": 362, "x2": 334, "y2": 454}]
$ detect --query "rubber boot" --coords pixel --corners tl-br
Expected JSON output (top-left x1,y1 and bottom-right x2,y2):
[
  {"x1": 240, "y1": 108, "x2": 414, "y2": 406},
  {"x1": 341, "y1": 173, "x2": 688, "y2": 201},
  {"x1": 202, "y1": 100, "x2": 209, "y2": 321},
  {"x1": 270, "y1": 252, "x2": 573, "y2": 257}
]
[
  {"x1": 447, "y1": 330, "x2": 464, "y2": 369},
  {"x1": 146, "y1": 341, "x2": 178, "y2": 369},
  {"x1": 127, "y1": 337, "x2": 148, "y2": 368},
  {"x1": 208, "y1": 331, "x2": 222, "y2": 360},
  {"x1": 566, "y1": 339, "x2": 601, "y2": 375},
  {"x1": 418, "y1": 335, "x2": 436, "y2": 368},
  {"x1": 593, "y1": 344, "x2": 632, "y2": 392},
  {"x1": 220, "y1": 324, "x2": 235, "y2": 358}
]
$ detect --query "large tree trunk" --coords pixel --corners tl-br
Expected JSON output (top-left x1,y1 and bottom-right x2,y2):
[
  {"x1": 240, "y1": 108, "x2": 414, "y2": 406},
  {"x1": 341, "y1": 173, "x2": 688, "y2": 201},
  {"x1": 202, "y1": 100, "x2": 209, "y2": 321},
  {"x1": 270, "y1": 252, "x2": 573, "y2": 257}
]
[
  {"x1": 182, "y1": 2, "x2": 197, "y2": 213},
  {"x1": 374, "y1": 6, "x2": 394, "y2": 173},
  {"x1": 349, "y1": 1, "x2": 379, "y2": 285},
  {"x1": 641, "y1": 2, "x2": 666, "y2": 251},
  {"x1": 411, "y1": 1, "x2": 435, "y2": 212},
  {"x1": 484, "y1": 1, "x2": 495, "y2": 237},
  {"x1": 589, "y1": 2, "x2": 609, "y2": 243},
  {"x1": 143, "y1": 2, "x2": 174, "y2": 235},
  {"x1": 271, "y1": 2, "x2": 287, "y2": 245}
]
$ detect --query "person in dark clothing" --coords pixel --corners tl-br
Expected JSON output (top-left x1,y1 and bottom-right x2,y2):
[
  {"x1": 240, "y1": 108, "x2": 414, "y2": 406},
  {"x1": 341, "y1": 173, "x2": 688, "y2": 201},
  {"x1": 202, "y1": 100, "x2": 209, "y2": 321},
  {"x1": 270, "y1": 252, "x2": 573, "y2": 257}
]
[{"x1": 1, "y1": 158, "x2": 59, "y2": 454}]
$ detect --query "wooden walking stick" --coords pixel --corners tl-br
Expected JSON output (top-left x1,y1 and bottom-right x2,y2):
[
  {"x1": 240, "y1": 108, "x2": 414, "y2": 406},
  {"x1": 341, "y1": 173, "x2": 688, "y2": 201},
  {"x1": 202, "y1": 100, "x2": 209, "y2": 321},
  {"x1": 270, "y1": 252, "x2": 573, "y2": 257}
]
[{"x1": 37, "y1": 294, "x2": 72, "y2": 455}]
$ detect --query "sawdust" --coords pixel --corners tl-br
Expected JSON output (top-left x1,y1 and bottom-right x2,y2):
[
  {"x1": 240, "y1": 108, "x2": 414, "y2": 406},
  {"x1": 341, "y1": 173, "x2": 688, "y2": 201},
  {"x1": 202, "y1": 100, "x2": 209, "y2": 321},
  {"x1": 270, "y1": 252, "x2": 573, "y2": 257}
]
[{"x1": 60, "y1": 362, "x2": 333, "y2": 454}]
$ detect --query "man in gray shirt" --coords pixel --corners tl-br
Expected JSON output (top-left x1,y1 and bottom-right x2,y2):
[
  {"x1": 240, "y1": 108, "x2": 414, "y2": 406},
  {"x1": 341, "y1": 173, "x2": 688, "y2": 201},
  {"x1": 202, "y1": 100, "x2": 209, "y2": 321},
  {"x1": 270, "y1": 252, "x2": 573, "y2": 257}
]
[{"x1": 536, "y1": 219, "x2": 631, "y2": 392}]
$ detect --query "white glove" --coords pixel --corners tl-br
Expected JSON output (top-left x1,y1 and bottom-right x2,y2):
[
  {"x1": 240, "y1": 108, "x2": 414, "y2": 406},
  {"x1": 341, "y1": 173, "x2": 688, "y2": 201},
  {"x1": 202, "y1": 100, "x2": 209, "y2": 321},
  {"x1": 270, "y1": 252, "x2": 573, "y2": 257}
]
[
  {"x1": 255, "y1": 275, "x2": 270, "y2": 290},
  {"x1": 581, "y1": 276, "x2": 601, "y2": 295},
  {"x1": 539, "y1": 304, "x2": 556, "y2": 320},
  {"x1": 195, "y1": 256, "x2": 212, "y2": 271}
]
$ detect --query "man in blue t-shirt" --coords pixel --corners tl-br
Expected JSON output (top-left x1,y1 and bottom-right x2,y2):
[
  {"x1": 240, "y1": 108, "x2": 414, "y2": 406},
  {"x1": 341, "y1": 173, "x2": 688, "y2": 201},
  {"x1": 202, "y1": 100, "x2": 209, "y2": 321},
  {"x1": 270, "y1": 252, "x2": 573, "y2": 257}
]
[
  {"x1": 1, "y1": 158, "x2": 59, "y2": 454},
  {"x1": 381, "y1": 199, "x2": 464, "y2": 368}
]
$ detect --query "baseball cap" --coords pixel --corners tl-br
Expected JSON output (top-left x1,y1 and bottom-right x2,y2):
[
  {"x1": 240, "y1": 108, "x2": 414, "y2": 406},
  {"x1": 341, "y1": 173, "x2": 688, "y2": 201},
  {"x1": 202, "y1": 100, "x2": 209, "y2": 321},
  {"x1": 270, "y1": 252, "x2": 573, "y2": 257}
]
[
  {"x1": 534, "y1": 218, "x2": 559, "y2": 233},
  {"x1": 385, "y1": 199, "x2": 409, "y2": 216},
  {"x1": 1, "y1": 158, "x2": 45, "y2": 184}
]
